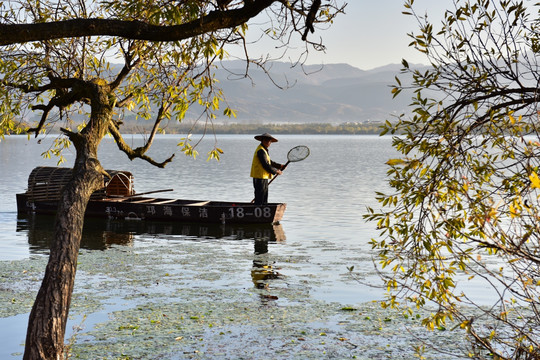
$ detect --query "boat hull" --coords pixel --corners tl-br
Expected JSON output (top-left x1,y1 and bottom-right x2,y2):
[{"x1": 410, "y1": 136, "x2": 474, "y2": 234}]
[{"x1": 16, "y1": 193, "x2": 286, "y2": 224}]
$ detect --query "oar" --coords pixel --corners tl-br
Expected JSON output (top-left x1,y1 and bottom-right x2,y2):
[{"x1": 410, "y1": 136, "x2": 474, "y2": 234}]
[{"x1": 128, "y1": 188, "x2": 174, "y2": 197}]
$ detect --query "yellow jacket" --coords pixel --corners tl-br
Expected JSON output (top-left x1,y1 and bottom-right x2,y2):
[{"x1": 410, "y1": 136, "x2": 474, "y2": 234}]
[{"x1": 250, "y1": 144, "x2": 274, "y2": 179}]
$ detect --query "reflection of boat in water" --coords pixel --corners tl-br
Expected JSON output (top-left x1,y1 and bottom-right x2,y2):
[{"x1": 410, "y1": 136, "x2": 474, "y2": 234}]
[
  {"x1": 102, "y1": 218, "x2": 286, "y2": 242},
  {"x1": 16, "y1": 214, "x2": 286, "y2": 254},
  {"x1": 16, "y1": 167, "x2": 286, "y2": 224},
  {"x1": 18, "y1": 214, "x2": 134, "y2": 253},
  {"x1": 19, "y1": 213, "x2": 287, "y2": 302}
]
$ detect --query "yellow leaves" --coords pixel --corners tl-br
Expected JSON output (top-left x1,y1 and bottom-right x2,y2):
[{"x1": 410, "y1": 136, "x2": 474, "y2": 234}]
[
  {"x1": 223, "y1": 107, "x2": 237, "y2": 118},
  {"x1": 40, "y1": 136, "x2": 70, "y2": 165},
  {"x1": 485, "y1": 206, "x2": 499, "y2": 223},
  {"x1": 386, "y1": 158, "x2": 405, "y2": 166},
  {"x1": 177, "y1": 135, "x2": 199, "y2": 159},
  {"x1": 381, "y1": 195, "x2": 398, "y2": 207},
  {"x1": 529, "y1": 172, "x2": 540, "y2": 189},
  {"x1": 521, "y1": 276, "x2": 534, "y2": 287},
  {"x1": 460, "y1": 319, "x2": 472, "y2": 332},
  {"x1": 386, "y1": 158, "x2": 422, "y2": 169},
  {"x1": 91, "y1": 77, "x2": 108, "y2": 86},
  {"x1": 178, "y1": 136, "x2": 224, "y2": 162},
  {"x1": 391, "y1": 264, "x2": 406, "y2": 272},
  {"x1": 386, "y1": 279, "x2": 398, "y2": 291},
  {"x1": 422, "y1": 318, "x2": 436, "y2": 331},
  {"x1": 212, "y1": 96, "x2": 220, "y2": 111},
  {"x1": 508, "y1": 113, "x2": 522, "y2": 125},
  {"x1": 126, "y1": 101, "x2": 135, "y2": 112},
  {"x1": 206, "y1": 147, "x2": 223, "y2": 162},
  {"x1": 509, "y1": 203, "x2": 518, "y2": 218},
  {"x1": 528, "y1": 140, "x2": 540, "y2": 148}
]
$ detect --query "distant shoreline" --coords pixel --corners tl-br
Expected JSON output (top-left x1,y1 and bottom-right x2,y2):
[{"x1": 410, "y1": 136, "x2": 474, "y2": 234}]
[
  {"x1": 106, "y1": 122, "x2": 387, "y2": 135},
  {"x1": 158, "y1": 122, "x2": 386, "y2": 135},
  {"x1": 6, "y1": 122, "x2": 387, "y2": 136}
]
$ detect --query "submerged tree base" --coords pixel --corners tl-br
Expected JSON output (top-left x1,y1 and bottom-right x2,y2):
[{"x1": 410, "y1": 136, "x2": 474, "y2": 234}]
[{"x1": 1, "y1": 238, "x2": 475, "y2": 359}]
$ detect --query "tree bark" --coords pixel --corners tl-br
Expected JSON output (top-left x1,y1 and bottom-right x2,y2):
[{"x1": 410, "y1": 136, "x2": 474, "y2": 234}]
[
  {"x1": 23, "y1": 165, "x2": 102, "y2": 359},
  {"x1": 23, "y1": 81, "x2": 113, "y2": 360},
  {"x1": 0, "y1": 1, "x2": 275, "y2": 46}
]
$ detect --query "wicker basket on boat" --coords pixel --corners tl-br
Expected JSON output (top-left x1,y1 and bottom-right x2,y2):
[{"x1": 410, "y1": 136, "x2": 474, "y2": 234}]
[{"x1": 26, "y1": 166, "x2": 134, "y2": 202}]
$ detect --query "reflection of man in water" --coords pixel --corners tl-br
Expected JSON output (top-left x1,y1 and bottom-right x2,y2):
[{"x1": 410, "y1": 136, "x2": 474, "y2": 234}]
[
  {"x1": 250, "y1": 133, "x2": 284, "y2": 205},
  {"x1": 251, "y1": 238, "x2": 281, "y2": 298}
]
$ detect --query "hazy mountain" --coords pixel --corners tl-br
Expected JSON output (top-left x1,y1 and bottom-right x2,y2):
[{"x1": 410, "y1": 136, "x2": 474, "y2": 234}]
[
  {"x1": 209, "y1": 61, "x2": 420, "y2": 124},
  {"x1": 25, "y1": 61, "x2": 423, "y2": 125}
]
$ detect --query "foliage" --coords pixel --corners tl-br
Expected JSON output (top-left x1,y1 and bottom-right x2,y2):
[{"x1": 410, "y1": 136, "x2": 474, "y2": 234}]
[
  {"x1": 0, "y1": 1, "x2": 233, "y2": 160},
  {"x1": 0, "y1": 0, "x2": 345, "y2": 160},
  {"x1": 366, "y1": 1, "x2": 540, "y2": 359}
]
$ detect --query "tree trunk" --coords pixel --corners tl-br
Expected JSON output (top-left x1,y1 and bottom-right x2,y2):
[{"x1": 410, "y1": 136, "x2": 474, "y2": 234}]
[
  {"x1": 23, "y1": 167, "x2": 102, "y2": 359},
  {"x1": 23, "y1": 81, "x2": 113, "y2": 360}
]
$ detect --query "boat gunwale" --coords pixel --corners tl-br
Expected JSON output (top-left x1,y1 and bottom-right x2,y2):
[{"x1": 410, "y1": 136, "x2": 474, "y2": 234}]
[{"x1": 99, "y1": 196, "x2": 285, "y2": 207}]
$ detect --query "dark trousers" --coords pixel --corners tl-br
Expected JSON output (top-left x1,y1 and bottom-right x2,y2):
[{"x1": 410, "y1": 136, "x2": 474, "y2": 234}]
[{"x1": 253, "y1": 178, "x2": 269, "y2": 205}]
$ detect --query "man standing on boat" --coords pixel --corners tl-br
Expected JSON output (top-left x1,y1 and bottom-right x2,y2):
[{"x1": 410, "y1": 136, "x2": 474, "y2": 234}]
[{"x1": 251, "y1": 133, "x2": 285, "y2": 205}]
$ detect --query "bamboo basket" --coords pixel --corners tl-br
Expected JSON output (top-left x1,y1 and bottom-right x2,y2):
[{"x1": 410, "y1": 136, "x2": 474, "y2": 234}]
[{"x1": 26, "y1": 167, "x2": 134, "y2": 202}]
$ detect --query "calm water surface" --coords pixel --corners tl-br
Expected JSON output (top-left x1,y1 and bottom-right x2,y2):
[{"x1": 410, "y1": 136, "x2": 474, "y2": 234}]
[
  {"x1": 0, "y1": 134, "x2": 397, "y2": 357},
  {"x1": 0, "y1": 134, "x2": 393, "y2": 260}
]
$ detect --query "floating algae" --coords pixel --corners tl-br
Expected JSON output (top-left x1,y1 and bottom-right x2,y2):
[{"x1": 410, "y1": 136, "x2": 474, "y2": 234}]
[
  {"x1": 1, "y1": 239, "x2": 472, "y2": 359},
  {"x1": 0, "y1": 257, "x2": 47, "y2": 317},
  {"x1": 70, "y1": 298, "x2": 472, "y2": 360}
]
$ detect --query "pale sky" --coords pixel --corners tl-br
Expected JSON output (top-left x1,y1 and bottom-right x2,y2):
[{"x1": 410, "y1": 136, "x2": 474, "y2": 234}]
[
  {"x1": 241, "y1": 1, "x2": 454, "y2": 70},
  {"x1": 308, "y1": 1, "x2": 453, "y2": 69}
]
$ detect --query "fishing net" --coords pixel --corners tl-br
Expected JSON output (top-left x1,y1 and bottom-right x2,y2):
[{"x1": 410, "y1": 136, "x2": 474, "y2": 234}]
[{"x1": 287, "y1": 145, "x2": 310, "y2": 162}]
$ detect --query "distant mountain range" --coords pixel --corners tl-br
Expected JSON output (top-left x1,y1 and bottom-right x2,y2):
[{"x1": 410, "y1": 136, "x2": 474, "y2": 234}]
[
  {"x1": 207, "y1": 60, "x2": 420, "y2": 124},
  {"x1": 23, "y1": 61, "x2": 422, "y2": 126}
]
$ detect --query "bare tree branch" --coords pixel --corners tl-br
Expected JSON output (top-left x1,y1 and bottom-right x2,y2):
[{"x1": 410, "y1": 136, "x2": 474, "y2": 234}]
[
  {"x1": 29, "y1": 88, "x2": 84, "y2": 135},
  {"x1": 107, "y1": 120, "x2": 175, "y2": 168}
]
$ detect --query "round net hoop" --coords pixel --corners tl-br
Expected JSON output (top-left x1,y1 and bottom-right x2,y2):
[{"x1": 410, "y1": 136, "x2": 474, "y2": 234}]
[{"x1": 287, "y1": 145, "x2": 310, "y2": 162}]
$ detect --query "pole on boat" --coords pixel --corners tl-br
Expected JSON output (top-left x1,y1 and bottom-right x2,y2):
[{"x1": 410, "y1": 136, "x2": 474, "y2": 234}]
[{"x1": 110, "y1": 188, "x2": 174, "y2": 198}]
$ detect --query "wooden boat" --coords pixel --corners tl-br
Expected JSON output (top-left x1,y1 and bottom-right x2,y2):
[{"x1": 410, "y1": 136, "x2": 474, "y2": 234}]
[{"x1": 16, "y1": 167, "x2": 286, "y2": 224}]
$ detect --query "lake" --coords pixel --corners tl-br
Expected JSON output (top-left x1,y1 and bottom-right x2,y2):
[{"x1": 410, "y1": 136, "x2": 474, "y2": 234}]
[
  {"x1": 0, "y1": 134, "x2": 393, "y2": 264},
  {"x1": 0, "y1": 134, "x2": 469, "y2": 359}
]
